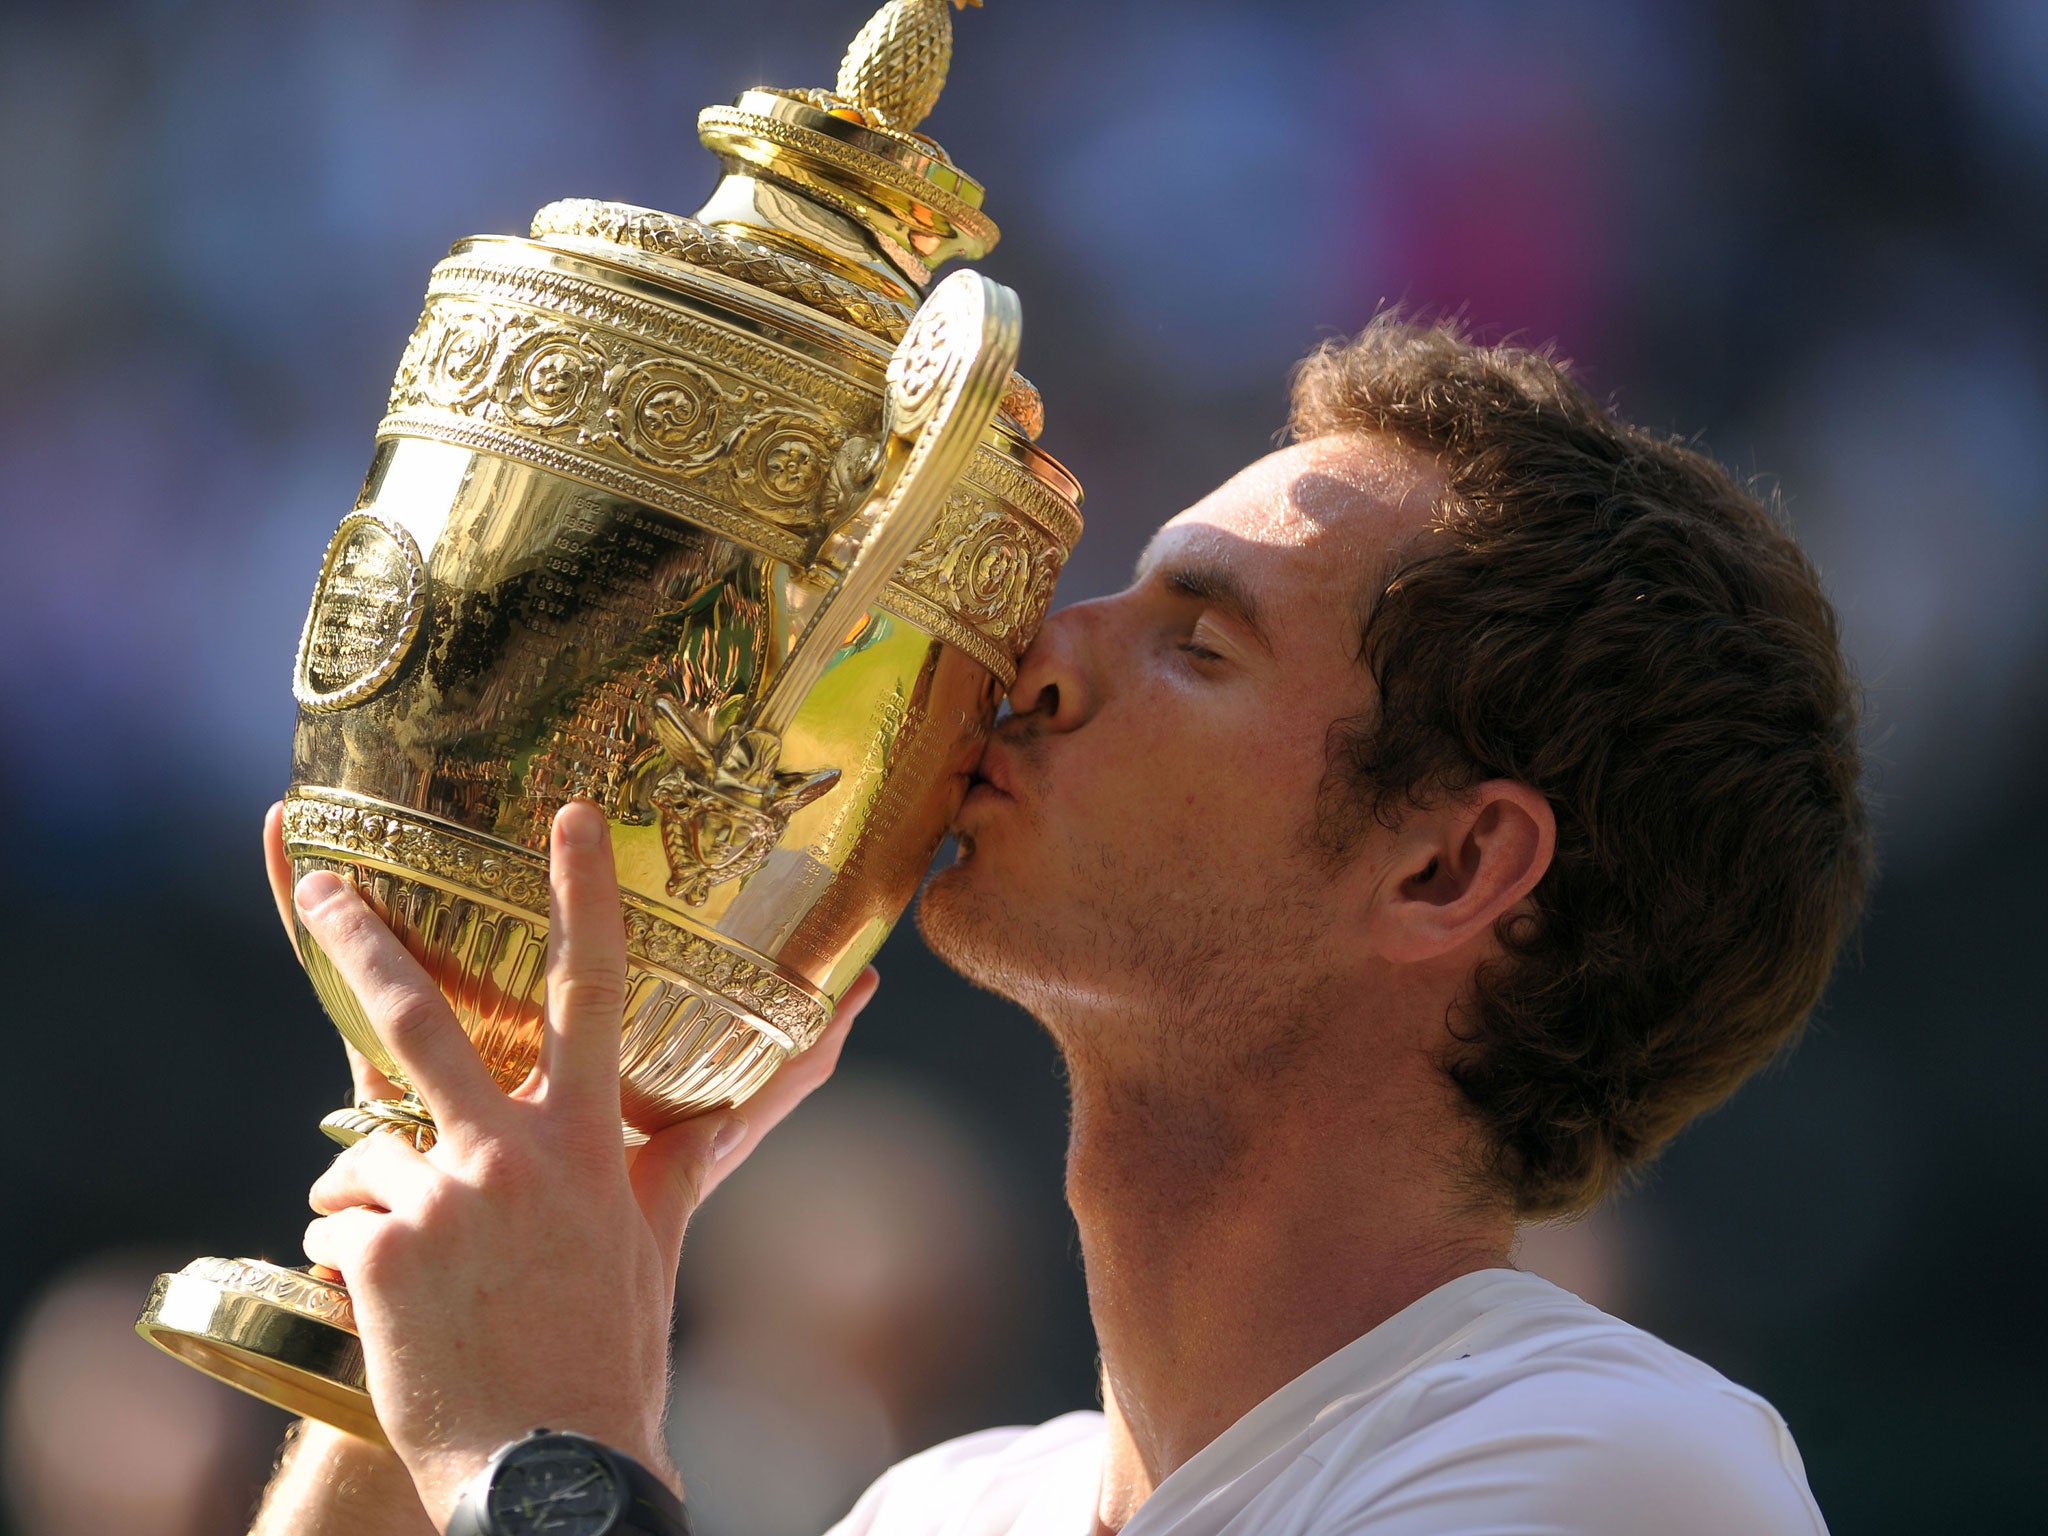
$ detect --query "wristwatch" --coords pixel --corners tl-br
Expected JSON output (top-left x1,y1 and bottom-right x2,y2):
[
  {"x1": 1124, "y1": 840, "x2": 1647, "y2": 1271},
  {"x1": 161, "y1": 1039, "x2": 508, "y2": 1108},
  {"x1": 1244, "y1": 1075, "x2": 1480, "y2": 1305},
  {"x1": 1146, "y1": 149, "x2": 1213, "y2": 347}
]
[{"x1": 445, "y1": 1429, "x2": 691, "y2": 1536}]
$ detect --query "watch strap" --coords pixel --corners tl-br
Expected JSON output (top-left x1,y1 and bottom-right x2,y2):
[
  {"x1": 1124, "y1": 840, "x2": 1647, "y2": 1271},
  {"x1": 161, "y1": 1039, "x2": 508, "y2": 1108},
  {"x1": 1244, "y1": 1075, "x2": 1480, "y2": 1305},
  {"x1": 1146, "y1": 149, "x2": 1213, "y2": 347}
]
[{"x1": 615, "y1": 1447, "x2": 692, "y2": 1536}]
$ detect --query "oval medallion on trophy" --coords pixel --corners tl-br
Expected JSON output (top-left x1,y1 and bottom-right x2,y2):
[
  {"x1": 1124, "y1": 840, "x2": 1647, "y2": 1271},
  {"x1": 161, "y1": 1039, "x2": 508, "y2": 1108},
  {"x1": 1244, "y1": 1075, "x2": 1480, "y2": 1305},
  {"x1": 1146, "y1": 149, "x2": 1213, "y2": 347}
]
[{"x1": 293, "y1": 512, "x2": 428, "y2": 712}]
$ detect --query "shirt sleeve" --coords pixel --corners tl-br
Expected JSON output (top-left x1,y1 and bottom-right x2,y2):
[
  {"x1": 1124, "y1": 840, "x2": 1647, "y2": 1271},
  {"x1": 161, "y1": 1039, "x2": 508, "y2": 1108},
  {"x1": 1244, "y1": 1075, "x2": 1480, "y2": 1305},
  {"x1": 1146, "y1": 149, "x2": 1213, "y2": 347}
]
[{"x1": 1308, "y1": 1368, "x2": 1829, "y2": 1536}]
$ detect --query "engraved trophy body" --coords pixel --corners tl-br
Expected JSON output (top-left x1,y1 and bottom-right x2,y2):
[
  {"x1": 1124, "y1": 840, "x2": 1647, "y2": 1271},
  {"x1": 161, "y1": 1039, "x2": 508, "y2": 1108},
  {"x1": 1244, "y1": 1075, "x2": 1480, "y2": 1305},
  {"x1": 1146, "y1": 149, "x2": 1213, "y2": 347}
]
[{"x1": 137, "y1": 0, "x2": 1080, "y2": 1444}]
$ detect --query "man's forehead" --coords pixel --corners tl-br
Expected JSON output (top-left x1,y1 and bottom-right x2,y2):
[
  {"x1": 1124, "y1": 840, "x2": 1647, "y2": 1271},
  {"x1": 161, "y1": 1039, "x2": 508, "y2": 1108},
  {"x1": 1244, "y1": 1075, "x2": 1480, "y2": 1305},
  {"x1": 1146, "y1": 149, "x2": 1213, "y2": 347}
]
[{"x1": 1137, "y1": 437, "x2": 1437, "y2": 575}]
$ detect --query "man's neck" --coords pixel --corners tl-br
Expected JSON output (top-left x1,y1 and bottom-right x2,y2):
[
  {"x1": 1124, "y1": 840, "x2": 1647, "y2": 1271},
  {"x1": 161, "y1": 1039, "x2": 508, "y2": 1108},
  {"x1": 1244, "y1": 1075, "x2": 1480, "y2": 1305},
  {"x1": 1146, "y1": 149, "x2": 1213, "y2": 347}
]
[{"x1": 1059, "y1": 1035, "x2": 1512, "y2": 1534}]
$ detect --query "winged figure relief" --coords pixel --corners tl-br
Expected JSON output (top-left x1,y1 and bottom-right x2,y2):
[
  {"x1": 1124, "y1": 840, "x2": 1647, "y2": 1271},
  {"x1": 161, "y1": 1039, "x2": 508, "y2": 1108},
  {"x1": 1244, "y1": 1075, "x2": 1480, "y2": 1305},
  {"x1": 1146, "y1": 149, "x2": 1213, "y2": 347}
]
[{"x1": 645, "y1": 693, "x2": 840, "y2": 905}]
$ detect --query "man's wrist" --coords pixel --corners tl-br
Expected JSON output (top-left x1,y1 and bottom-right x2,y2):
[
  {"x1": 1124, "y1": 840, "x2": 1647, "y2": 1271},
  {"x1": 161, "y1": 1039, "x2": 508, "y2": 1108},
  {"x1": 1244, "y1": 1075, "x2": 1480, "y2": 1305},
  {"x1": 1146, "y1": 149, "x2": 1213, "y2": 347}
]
[{"x1": 444, "y1": 1429, "x2": 691, "y2": 1536}]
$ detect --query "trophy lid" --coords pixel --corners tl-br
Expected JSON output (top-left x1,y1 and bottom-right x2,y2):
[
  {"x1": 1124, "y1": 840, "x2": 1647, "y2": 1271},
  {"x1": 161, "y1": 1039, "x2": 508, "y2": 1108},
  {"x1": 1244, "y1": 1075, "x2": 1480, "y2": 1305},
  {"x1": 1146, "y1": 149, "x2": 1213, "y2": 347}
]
[
  {"x1": 525, "y1": 0, "x2": 1045, "y2": 440},
  {"x1": 699, "y1": 0, "x2": 999, "y2": 288}
]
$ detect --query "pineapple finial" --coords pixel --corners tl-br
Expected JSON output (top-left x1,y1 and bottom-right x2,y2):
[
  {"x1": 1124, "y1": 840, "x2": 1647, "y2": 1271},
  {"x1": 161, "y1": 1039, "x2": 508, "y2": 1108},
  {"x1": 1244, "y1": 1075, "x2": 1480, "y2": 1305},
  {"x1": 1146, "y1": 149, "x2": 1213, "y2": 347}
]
[{"x1": 834, "y1": 0, "x2": 984, "y2": 134}]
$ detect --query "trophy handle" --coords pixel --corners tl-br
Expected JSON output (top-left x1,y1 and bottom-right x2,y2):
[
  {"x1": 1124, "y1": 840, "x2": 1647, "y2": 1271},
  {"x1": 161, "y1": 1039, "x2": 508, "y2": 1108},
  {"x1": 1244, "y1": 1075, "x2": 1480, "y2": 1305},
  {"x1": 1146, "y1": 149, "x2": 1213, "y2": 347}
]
[
  {"x1": 756, "y1": 266, "x2": 1023, "y2": 735},
  {"x1": 636, "y1": 268, "x2": 1023, "y2": 908}
]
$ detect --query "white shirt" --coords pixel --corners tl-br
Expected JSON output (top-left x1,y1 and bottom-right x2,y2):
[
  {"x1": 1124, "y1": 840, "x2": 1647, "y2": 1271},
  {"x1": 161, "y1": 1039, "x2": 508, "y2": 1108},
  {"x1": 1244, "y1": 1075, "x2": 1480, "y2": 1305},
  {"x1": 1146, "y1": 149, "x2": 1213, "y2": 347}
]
[{"x1": 825, "y1": 1269, "x2": 1827, "y2": 1536}]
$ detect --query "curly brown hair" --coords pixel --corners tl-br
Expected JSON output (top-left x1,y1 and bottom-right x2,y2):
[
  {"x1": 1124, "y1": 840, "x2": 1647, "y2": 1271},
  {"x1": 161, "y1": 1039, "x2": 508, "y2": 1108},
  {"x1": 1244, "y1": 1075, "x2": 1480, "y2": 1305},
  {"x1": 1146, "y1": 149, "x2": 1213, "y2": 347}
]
[{"x1": 1291, "y1": 316, "x2": 1872, "y2": 1217}]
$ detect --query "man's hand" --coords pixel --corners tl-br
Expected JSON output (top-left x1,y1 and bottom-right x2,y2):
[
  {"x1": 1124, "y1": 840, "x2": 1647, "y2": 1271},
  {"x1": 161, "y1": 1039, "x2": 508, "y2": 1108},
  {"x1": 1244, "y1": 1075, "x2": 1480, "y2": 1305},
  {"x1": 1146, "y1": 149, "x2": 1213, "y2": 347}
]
[{"x1": 275, "y1": 799, "x2": 876, "y2": 1526}]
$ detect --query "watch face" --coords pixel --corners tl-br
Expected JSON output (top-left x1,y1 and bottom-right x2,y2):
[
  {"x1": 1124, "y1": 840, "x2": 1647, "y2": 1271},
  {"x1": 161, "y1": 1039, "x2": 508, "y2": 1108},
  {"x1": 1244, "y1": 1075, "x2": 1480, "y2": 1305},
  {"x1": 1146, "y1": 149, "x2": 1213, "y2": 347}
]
[{"x1": 487, "y1": 1439, "x2": 625, "y2": 1536}]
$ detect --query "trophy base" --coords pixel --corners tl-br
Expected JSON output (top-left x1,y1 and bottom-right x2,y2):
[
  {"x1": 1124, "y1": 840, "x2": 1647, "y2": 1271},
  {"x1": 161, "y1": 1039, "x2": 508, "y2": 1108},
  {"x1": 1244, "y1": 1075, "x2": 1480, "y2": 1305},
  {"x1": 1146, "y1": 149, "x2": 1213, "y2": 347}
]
[{"x1": 135, "y1": 1257, "x2": 386, "y2": 1446}]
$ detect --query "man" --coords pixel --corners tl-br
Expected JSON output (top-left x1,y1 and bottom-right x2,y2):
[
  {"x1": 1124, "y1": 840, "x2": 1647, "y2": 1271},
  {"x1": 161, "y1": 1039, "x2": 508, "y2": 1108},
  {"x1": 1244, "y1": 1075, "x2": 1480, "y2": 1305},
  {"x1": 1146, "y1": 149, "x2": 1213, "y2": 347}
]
[{"x1": 250, "y1": 318, "x2": 1868, "y2": 1535}]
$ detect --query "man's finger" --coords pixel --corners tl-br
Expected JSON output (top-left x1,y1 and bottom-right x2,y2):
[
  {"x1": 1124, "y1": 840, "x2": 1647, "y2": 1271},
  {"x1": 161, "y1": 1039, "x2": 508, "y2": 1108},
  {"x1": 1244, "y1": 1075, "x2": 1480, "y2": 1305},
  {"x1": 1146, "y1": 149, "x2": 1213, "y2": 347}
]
[
  {"x1": 302, "y1": 1205, "x2": 383, "y2": 1279},
  {"x1": 295, "y1": 871, "x2": 504, "y2": 1131},
  {"x1": 630, "y1": 962, "x2": 872, "y2": 1228},
  {"x1": 270, "y1": 808, "x2": 404, "y2": 1102},
  {"x1": 723, "y1": 965, "x2": 876, "y2": 1150},
  {"x1": 343, "y1": 1042, "x2": 405, "y2": 1106},
  {"x1": 263, "y1": 802, "x2": 299, "y2": 958},
  {"x1": 310, "y1": 1130, "x2": 438, "y2": 1216},
  {"x1": 630, "y1": 1112, "x2": 747, "y2": 1260},
  {"x1": 540, "y1": 801, "x2": 631, "y2": 1117}
]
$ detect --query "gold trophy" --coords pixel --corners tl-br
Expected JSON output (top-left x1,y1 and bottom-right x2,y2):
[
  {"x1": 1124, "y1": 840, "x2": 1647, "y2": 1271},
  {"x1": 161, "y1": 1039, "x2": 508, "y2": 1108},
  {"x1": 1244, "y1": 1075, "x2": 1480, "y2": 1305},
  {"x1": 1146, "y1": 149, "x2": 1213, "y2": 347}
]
[{"x1": 137, "y1": 0, "x2": 1081, "y2": 1444}]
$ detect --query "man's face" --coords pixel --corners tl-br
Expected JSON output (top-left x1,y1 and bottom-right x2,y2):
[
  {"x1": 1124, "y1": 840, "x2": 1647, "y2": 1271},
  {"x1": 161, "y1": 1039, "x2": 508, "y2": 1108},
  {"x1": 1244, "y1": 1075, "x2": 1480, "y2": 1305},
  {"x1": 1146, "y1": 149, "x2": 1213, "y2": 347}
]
[{"x1": 919, "y1": 436, "x2": 1440, "y2": 1077}]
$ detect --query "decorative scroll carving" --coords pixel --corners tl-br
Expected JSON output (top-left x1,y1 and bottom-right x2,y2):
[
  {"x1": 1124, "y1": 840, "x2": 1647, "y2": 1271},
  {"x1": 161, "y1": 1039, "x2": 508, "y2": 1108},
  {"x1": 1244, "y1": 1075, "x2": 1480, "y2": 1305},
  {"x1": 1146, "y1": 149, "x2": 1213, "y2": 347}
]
[
  {"x1": 892, "y1": 487, "x2": 1060, "y2": 666},
  {"x1": 962, "y1": 448, "x2": 1083, "y2": 551},
  {"x1": 528, "y1": 202, "x2": 1045, "y2": 441},
  {"x1": 402, "y1": 260, "x2": 872, "y2": 412},
  {"x1": 386, "y1": 294, "x2": 865, "y2": 541}
]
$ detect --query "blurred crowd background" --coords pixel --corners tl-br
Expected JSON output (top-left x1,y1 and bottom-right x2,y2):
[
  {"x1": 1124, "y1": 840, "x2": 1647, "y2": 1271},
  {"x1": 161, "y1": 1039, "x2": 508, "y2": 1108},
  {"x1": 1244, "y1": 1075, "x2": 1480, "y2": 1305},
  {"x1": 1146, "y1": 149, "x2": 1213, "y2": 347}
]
[{"x1": 2, "y1": 1, "x2": 2043, "y2": 1531}]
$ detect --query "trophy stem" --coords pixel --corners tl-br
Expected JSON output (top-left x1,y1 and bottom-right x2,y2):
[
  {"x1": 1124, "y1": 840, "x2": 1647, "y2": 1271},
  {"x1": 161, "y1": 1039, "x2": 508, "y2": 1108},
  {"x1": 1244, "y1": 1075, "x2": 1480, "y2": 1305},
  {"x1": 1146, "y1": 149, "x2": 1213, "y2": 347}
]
[
  {"x1": 136, "y1": 1257, "x2": 385, "y2": 1445},
  {"x1": 321, "y1": 1091, "x2": 439, "y2": 1151}
]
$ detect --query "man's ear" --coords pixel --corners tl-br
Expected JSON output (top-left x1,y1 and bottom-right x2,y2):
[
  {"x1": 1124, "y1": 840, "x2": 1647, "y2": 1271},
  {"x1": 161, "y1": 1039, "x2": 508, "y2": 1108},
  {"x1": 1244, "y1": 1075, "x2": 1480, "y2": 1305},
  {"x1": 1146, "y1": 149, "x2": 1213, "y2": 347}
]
[{"x1": 1375, "y1": 780, "x2": 1555, "y2": 964}]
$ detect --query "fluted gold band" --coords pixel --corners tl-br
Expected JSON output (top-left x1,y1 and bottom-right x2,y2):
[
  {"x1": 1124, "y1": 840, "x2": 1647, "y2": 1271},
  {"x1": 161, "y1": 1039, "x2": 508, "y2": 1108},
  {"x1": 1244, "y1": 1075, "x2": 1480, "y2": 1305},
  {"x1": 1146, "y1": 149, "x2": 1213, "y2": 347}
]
[{"x1": 282, "y1": 789, "x2": 833, "y2": 1049}]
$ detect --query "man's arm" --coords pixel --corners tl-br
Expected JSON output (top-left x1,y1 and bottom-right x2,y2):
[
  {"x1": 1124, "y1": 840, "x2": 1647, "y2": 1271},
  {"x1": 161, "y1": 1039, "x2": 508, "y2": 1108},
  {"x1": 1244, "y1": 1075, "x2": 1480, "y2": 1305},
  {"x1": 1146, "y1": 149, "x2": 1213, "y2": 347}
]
[{"x1": 249, "y1": 1421, "x2": 437, "y2": 1536}]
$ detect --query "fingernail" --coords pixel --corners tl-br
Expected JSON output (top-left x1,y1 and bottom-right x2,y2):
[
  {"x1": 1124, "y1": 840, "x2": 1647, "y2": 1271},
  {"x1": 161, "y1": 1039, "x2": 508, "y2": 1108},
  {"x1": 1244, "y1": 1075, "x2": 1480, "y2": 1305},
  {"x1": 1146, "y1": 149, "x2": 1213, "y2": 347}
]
[
  {"x1": 710, "y1": 1115, "x2": 748, "y2": 1162},
  {"x1": 556, "y1": 801, "x2": 605, "y2": 849},
  {"x1": 295, "y1": 870, "x2": 348, "y2": 915}
]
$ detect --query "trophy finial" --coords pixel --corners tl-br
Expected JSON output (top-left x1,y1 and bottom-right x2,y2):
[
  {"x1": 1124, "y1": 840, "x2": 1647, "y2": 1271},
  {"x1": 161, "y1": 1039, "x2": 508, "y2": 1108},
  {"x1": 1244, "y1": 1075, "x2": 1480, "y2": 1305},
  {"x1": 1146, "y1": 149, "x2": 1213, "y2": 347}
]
[{"x1": 835, "y1": 0, "x2": 984, "y2": 133}]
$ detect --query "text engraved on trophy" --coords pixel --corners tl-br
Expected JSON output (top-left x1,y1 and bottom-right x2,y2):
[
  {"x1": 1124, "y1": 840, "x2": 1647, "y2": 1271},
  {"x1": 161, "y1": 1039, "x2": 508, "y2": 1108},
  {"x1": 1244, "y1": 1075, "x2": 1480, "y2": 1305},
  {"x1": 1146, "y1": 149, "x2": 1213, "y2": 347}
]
[
  {"x1": 294, "y1": 513, "x2": 428, "y2": 712},
  {"x1": 784, "y1": 685, "x2": 954, "y2": 950},
  {"x1": 525, "y1": 496, "x2": 691, "y2": 632},
  {"x1": 190, "y1": 1258, "x2": 358, "y2": 1330},
  {"x1": 519, "y1": 545, "x2": 771, "y2": 846},
  {"x1": 845, "y1": 688, "x2": 942, "y2": 857}
]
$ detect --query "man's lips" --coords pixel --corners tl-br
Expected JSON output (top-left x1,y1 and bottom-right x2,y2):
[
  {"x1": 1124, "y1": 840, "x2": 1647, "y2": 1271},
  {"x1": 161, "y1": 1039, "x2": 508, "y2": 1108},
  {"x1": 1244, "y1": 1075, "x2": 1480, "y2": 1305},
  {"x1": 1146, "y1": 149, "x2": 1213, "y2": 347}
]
[{"x1": 965, "y1": 739, "x2": 1019, "y2": 801}]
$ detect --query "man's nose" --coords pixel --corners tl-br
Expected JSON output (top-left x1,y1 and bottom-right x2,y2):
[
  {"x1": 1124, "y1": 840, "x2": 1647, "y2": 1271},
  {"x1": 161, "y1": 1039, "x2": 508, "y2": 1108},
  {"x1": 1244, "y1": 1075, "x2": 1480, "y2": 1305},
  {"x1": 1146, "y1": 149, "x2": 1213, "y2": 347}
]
[{"x1": 1004, "y1": 598, "x2": 1101, "y2": 733}]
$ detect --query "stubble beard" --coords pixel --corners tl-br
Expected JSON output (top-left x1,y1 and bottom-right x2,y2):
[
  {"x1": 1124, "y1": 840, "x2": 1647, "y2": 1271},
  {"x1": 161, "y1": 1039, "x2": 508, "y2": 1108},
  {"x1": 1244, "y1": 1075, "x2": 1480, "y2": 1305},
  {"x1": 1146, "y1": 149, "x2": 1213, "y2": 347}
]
[
  {"x1": 920, "y1": 832, "x2": 1347, "y2": 1218},
  {"x1": 916, "y1": 845, "x2": 1072, "y2": 1019},
  {"x1": 917, "y1": 823, "x2": 1341, "y2": 1098}
]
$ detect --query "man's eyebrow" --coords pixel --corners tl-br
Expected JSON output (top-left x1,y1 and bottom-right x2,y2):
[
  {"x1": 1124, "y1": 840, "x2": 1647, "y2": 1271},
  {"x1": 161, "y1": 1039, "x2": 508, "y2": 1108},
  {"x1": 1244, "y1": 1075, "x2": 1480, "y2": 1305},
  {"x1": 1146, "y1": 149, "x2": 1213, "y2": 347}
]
[{"x1": 1144, "y1": 553, "x2": 1272, "y2": 651}]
